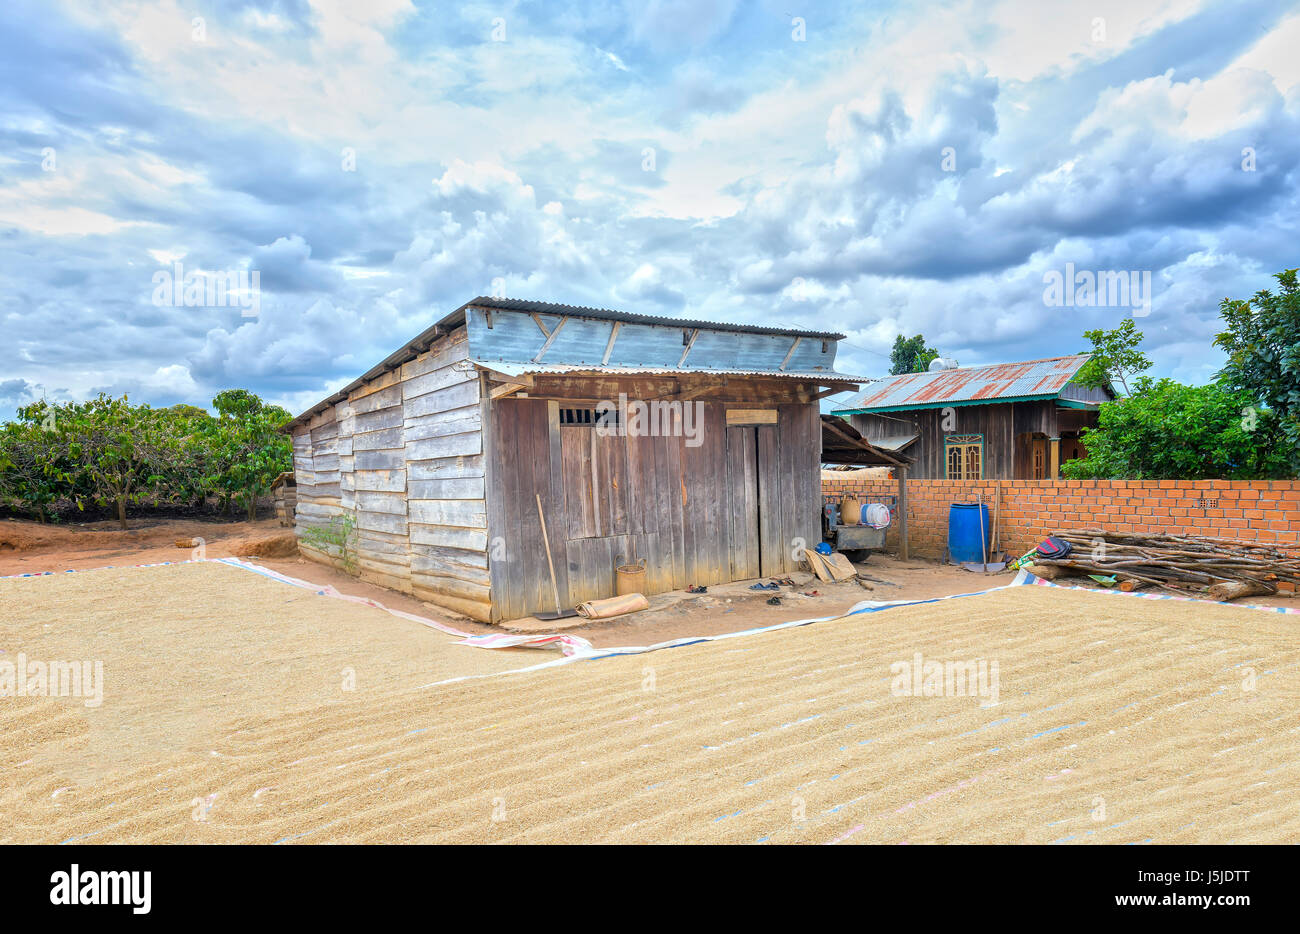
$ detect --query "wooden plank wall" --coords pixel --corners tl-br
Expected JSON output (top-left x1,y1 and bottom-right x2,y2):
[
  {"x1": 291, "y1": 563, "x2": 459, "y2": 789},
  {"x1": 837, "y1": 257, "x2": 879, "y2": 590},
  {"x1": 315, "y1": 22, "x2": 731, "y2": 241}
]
[
  {"x1": 349, "y1": 367, "x2": 410, "y2": 593},
  {"x1": 485, "y1": 393, "x2": 821, "y2": 622},
  {"x1": 851, "y1": 402, "x2": 1060, "y2": 479},
  {"x1": 292, "y1": 326, "x2": 493, "y2": 622},
  {"x1": 293, "y1": 406, "x2": 343, "y2": 541},
  {"x1": 400, "y1": 333, "x2": 490, "y2": 620}
]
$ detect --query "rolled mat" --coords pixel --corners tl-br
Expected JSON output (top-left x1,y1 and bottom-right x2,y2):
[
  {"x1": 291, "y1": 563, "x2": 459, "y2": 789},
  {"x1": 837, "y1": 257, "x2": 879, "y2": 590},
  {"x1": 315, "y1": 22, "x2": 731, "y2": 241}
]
[{"x1": 576, "y1": 592, "x2": 650, "y2": 619}]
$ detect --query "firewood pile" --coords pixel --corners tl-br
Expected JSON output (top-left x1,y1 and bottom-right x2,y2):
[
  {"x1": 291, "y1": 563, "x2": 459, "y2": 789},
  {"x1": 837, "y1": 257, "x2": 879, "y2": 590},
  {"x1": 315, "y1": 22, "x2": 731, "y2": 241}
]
[{"x1": 1027, "y1": 529, "x2": 1300, "y2": 602}]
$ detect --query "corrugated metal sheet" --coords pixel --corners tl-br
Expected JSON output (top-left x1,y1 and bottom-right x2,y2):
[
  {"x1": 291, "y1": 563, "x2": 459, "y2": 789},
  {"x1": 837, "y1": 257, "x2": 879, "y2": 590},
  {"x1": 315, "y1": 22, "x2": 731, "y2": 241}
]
[
  {"x1": 286, "y1": 297, "x2": 855, "y2": 430},
  {"x1": 465, "y1": 306, "x2": 840, "y2": 373},
  {"x1": 464, "y1": 296, "x2": 845, "y2": 340},
  {"x1": 870, "y1": 434, "x2": 920, "y2": 452},
  {"x1": 833, "y1": 356, "x2": 1092, "y2": 413},
  {"x1": 472, "y1": 360, "x2": 866, "y2": 383}
]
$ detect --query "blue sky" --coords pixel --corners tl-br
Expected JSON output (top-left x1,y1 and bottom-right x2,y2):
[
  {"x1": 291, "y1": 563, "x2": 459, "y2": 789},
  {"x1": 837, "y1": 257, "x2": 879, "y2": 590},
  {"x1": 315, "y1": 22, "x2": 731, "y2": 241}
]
[{"x1": 2, "y1": 0, "x2": 1298, "y2": 419}]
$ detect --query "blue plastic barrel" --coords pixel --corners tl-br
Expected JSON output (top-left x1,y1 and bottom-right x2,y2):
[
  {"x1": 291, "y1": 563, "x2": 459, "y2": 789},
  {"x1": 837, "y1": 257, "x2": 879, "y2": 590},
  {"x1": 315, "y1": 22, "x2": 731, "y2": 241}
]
[{"x1": 948, "y1": 503, "x2": 989, "y2": 564}]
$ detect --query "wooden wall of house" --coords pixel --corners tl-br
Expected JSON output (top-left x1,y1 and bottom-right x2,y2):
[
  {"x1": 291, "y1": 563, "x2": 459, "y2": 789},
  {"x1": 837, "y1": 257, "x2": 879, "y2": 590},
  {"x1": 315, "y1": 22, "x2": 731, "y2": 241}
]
[
  {"x1": 485, "y1": 387, "x2": 822, "y2": 622},
  {"x1": 292, "y1": 325, "x2": 493, "y2": 622},
  {"x1": 851, "y1": 401, "x2": 1060, "y2": 479}
]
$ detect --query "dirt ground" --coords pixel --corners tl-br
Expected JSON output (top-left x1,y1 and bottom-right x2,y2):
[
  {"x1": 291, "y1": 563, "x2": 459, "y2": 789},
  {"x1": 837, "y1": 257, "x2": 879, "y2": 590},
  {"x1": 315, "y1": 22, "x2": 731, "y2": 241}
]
[
  {"x1": 4, "y1": 577, "x2": 1297, "y2": 844},
  {"x1": 1, "y1": 515, "x2": 996, "y2": 646}
]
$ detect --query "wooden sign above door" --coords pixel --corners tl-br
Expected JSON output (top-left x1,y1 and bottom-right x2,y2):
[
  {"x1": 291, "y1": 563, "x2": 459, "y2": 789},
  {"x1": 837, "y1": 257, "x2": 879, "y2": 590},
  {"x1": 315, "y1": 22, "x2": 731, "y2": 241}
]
[{"x1": 726, "y1": 408, "x2": 778, "y2": 425}]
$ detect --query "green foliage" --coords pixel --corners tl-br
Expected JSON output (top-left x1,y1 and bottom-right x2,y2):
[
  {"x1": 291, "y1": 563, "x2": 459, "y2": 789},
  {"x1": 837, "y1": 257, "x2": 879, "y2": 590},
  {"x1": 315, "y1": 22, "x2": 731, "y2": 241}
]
[
  {"x1": 47, "y1": 395, "x2": 172, "y2": 528},
  {"x1": 889, "y1": 334, "x2": 940, "y2": 375},
  {"x1": 203, "y1": 390, "x2": 293, "y2": 521},
  {"x1": 0, "y1": 402, "x2": 71, "y2": 522},
  {"x1": 1060, "y1": 379, "x2": 1291, "y2": 480},
  {"x1": 1213, "y1": 267, "x2": 1300, "y2": 470},
  {"x1": 300, "y1": 514, "x2": 357, "y2": 573},
  {"x1": 0, "y1": 390, "x2": 293, "y2": 527},
  {"x1": 1073, "y1": 319, "x2": 1152, "y2": 396}
]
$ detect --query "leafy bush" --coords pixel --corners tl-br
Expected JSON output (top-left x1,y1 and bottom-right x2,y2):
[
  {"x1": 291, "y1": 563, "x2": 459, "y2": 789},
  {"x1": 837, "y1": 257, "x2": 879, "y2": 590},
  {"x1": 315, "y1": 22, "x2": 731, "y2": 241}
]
[
  {"x1": 0, "y1": 390, "x2": 293, "y2": 527},
  {"x1": 299, "y1": 514, "x2": 357, "y2": 572},
  {"x1": 1214, "y1": 267, "x2": 1300, "y2": 471},
  {"x1": 1060, "y1": 379, "x2": 1291, "y2": 480}
]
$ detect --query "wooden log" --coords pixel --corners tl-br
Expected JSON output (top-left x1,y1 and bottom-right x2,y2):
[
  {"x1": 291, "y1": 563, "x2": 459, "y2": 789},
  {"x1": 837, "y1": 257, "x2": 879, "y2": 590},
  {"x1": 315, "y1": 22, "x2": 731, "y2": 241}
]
[
  {"x1": 1027, "y1": 564, "x2": 1074, "y2": 581},
  {"x1": 1207, "y1": 579, "x2": 1276, "y2": 602}
]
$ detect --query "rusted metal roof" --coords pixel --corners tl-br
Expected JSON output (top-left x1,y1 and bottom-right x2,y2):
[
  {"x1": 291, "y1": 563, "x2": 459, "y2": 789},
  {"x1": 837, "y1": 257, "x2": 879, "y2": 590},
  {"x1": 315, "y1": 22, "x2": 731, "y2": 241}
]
[{"x1": 833, "y1": 356, "x2": 1093, "y2": 413}]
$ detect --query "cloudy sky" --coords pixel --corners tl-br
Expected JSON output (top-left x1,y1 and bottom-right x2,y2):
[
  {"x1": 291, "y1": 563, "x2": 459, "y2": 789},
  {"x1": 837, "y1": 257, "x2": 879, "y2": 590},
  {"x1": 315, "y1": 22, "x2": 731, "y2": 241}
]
[{"x1": 2, "y1": 0, "x2": 1298, "y2": 419}]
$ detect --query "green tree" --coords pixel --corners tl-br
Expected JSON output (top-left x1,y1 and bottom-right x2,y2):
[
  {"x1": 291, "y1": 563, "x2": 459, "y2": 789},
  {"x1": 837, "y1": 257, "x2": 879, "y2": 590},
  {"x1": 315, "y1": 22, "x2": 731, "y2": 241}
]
[
  {"x1": 205, "y1": 390, "x2": 293, "y2": 521},
  {"x1": 0, "y1": 401, "x2": 70, "y2": 522},
  {"x1": 1073, "y1": 319, "x2": 1152, "y2": 396},
  {"x1": 1060, "y1": 378, "x2": 1290, "y2": 480},
  {"x1": 889, "y1": 334, "x2": 940, "y2": 375},
  {"x1": 1213, "y1": 267, "x2": 1300, "y2": 470},
  {"x1": 59, "y1": 394, "x2": 169, "y2": 529},
  {"x1": 155, "y1": 404, "x2": 218, "y2": 508}
]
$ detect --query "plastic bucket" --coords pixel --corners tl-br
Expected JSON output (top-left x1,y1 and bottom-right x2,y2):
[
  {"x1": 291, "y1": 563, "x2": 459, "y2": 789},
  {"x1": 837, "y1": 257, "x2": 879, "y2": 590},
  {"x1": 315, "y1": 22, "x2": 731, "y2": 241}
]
[{"x1": 947, "y1": 503, "x2": 989, "y2": 564}]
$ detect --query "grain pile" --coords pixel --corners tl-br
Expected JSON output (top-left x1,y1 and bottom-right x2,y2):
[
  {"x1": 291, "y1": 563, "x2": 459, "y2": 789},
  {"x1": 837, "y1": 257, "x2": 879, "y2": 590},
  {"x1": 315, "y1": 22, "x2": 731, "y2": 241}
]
[
  {"x1": 3, "y1": 574, "x2": 1298, "y2": 844},
  {"x1": 0, "y1": 562, "x2": 540, "y2": 783}
]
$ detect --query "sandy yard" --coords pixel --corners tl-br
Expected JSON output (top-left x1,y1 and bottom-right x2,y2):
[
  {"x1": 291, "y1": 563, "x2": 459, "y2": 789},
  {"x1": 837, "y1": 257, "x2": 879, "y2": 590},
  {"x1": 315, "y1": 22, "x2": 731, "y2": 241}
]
[
  {"x1": 2, "y1": 563, "x2": 1298, "y2": 844},
  {"x1": 0, "y1": 562, "x2": 544, "y2": 783}
]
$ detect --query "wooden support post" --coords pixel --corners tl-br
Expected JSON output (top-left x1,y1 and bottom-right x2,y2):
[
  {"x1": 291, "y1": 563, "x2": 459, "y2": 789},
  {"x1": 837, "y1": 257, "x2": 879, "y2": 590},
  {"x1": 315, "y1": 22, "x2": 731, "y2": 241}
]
[
  {"x1": 678, "y1": 328, "x2": 699, "y2": 366},
  {"x1": 601, "y1": 322, "x2": 621, "y2": 364},
  {"x1": 778, "y1": 336, "x2": 801, "y2": 371},
  {"x1": 489, "y1": 380, "x2": 531, "y2": 400},
  {"x1": 532, "y1": 316, "x2": 568, "y2": 362},
  {"x1": 897, "y1": 466, "x2": 909, "y2": 561},
  {"x1": 811, "y1": 385, "x2": 847, "y2": 401}
]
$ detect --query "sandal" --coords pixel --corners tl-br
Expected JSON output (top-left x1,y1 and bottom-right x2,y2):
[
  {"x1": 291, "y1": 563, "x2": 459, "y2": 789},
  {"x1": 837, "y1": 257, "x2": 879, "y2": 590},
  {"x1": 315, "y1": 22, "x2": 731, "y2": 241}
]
[
  {"x1": 686, "y1": 584, "x2": 707, "y2": 594},
  {"x1": 766, "y1": 595, "x2": 782, "y2": 606},
  {"x1": 749, "y1": 581, "x2": 780, "y2": 591}
]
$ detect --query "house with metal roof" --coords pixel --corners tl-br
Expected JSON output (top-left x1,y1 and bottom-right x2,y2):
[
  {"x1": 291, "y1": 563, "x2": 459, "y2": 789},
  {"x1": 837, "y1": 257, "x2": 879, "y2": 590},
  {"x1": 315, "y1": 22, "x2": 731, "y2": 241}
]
[
  {"x1": 286, "y1": 296, "x2": 892, "y2": 622},
  {"x1": 831, "y1": 355, "x2": 1113, "y2": 481}
]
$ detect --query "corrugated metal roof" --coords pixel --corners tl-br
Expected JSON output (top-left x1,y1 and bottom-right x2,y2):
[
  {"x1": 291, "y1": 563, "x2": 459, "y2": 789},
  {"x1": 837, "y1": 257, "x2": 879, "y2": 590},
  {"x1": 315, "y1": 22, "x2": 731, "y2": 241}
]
[
  {"x1": 870, "y1": 434, "x2": 920, "y2": 452},
  {"x1": 833, "y1": 356, "x2": 1093, "y2": 413},
  {"x1": 285, "y1": 297, "x2": 853, "y2": 429},
  {"x1": 472, "y1": 360, "x2": 866, "y2": 382},
  {"x1": 463, "y1": 296, "x2": 846, "y2": 340},
  {"x1": 820, "y1": 414, "x2": 909, "y2": 466}
]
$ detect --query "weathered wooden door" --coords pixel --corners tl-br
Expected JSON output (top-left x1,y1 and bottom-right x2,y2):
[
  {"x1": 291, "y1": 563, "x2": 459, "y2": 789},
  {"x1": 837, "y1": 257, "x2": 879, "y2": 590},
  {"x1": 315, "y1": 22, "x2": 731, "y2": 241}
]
[
  {"x1": 756, "y1": 424, "x2": 784, "y2": 576},
  {"x1": 726, "y1": 426, "x2": 763, "y2": 580}
]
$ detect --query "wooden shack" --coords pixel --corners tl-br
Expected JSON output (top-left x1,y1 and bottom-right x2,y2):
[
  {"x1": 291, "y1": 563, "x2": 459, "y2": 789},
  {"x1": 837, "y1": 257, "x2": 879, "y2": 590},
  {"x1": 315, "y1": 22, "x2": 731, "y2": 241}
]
[
  {"x1": 832, "y1": 356, "x2": 1112, "y2": 480},
  {"x1": 284, "y1": 297, "x2": 867, "y2": 623}
]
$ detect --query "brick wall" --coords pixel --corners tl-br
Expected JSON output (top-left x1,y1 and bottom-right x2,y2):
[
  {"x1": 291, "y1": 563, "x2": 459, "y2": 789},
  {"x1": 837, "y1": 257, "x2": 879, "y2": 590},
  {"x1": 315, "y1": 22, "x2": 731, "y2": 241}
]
[{"x1": 820, "y1": 475, "x2": 1300, "y2": 562}]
